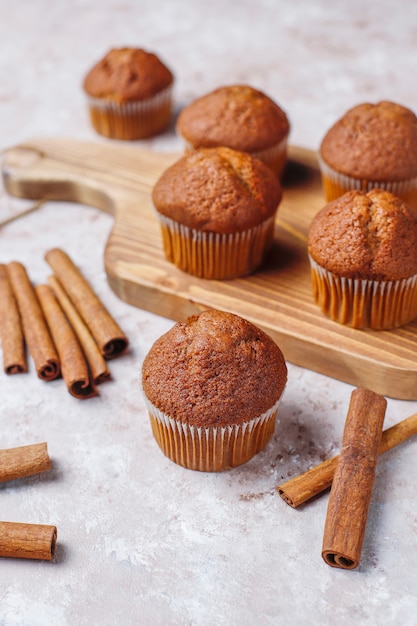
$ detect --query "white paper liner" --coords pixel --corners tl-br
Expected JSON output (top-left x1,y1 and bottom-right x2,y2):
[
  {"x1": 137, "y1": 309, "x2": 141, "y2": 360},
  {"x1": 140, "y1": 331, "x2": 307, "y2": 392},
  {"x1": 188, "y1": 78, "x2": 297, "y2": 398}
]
[
  {"x1": 251, "y1": 136, "x2": 288, "y2": 177},
  {"x1": 86, "y1": 85, "x2": 173, "y2": 139},
  {"x1": 156, "y1": 213, "x2": 275, "y2": 279},
  {"x1": 309, "y1": 255, "x2": 417, "y2": 329},
  {"x1": 143, "y1": 395, "x2": 282, "y2": 472},
  {"x1": 318, "y1": 155, "x2": 417, "y2": 207},
  {"x1": 87, "y1": 85, "x2": 172, "y2": 112}
]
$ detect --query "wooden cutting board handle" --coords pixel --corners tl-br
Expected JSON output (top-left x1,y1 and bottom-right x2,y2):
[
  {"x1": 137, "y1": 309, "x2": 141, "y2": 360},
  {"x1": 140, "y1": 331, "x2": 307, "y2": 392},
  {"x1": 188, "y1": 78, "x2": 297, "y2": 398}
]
[{"x1": 2, "y1": 139, "x2": 177, "y2": 215}]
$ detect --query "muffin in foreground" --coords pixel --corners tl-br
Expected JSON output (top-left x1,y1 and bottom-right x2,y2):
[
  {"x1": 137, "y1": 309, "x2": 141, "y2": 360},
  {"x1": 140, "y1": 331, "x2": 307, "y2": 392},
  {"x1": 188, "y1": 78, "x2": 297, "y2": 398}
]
[
  {"x1": 176, "y1": 85, "x2": 290, "y2": 178},
  {"x1": 82, "y1": 47, "x2": 174, "y2": 140},
  {"x1": 319, "y1": 101, "x2": 417, "y2": 208},
  {"x1": 141, "y1": 310, "x2": 287, "y2": 472},
  {"x1": 152, "y1": 146, "x2": 283, "y2": 279},
  {"x1": 307, "y1": 189, "x2": 417, "y2": 330}
]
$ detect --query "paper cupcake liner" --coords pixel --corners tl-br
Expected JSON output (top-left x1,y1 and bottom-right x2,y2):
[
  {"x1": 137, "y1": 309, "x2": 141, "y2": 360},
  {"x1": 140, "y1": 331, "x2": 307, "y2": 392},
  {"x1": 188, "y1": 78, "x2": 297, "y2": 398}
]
[
  {"x1": 309, "y1": 255, "x2": 417, "y2": 329},
  {"x1": 143, "y1": 395, "x2": 282, "y2": 472},
  {"x1": 318, "y1": 156, "x2": 417, "y2": 209},
  {"x1": 180, "y1": 136, "x2": 288, "y2": 178},
  {"x1": 251, "y1": 136, "x2": 288, "y2": 178},
  {"x1": 86, "y1": 85, "x2": 173, "y2": 140},
  {"x1": 157, "y1": 213, "x2": 276, "y2": 279}
]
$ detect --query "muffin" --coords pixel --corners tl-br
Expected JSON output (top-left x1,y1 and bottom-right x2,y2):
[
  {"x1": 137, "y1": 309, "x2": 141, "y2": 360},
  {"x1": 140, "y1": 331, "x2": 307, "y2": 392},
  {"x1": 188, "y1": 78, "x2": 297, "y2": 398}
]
[
  {"x1": 319, "y1": 101, "x2": 417, "y2": 208},
  {"x1": 152, "y1": 146, "x2": 283, "y2": 279},
  {"x1": 307, "y1": 189, "x2": 417, "y2": 330},
  {"x1": 141, "y1": 309, "x2": 287, "y2": 471},
  {"x1": 82, "y1": 47, "x2": 174, "y2": 140},
  {"x1": 176, "y1": 85, "x2": 290, "y2": 178}
]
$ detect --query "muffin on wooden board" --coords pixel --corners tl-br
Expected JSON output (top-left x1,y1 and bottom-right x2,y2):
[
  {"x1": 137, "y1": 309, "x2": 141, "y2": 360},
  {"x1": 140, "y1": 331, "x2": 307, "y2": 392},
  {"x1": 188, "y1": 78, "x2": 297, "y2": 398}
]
[
  {"x1": 319, "y1": 101, "x2": 417, "y2": 208},
  {"x1": 307, "y1": 189, "x2": 417, "y2": 330},
  {"x1": 151, "y1": 146, "x2": 283, "y2": 279},
  {"x1": 141, "y1": 309, "x2": 288, "y2": 472},
  {"x1": 176, "y1": 85, "x2": 290, "y2": 178},
  {"x1": 82, "y1": 47, "x2": 174, "y2": 140}
]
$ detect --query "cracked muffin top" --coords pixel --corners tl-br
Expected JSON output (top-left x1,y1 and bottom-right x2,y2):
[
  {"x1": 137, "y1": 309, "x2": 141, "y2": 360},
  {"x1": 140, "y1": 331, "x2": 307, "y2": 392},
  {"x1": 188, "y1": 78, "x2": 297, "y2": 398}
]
[
  {"x1": 83, "y1": 47, "x2": 173, "y2": 103},
  {"x1": 152, "y1": 146, "x2": 283, "y2": 233},
  {"x1": 308, "y1": 189, "x2": 417, "y2": 281},
  {"x1": 141, "y1": 309, "x2": 287, "y2": 427},
  {"x1": 319, "y1": 101, "x2": 417, "y2": 181},
  {"x1": 176, "y1": 85, "x2": 290, "y2": 152}
]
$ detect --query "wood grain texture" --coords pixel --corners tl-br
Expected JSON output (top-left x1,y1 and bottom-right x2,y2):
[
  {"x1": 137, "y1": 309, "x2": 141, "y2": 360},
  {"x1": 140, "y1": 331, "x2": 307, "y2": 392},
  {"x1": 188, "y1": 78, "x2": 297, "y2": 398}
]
[{"x1": 2, "y1": 137, "x2": 417, "y2": 399}]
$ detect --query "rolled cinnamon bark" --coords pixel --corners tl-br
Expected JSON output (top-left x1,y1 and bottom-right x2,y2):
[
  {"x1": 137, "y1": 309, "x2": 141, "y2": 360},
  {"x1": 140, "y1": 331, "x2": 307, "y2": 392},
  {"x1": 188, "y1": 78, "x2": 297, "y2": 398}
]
[
  {"x1": 0, "y1": 442, "x2": 51, "y2": 482},
  {"x1": 45, "y1": 248, "x2": 128, "y2": 359},
  {"x1": 0, "y1": 521, "x2": 57, "y2": 560},
  {"x1": 6, "y1": 262, "x2": 60, "y2": 381},
  {"x1": 36, "y1": 284, "x2": 98, "y2": 399},
  {"x1": 47, "y1": 275, "x2": 110, "y2": 385},
  {"x1": 0, "y1": 264, "x2": 27, "y2": 374},
  {"x1": 277, "y1": 411, "x2": 417, "y2": 508},
  {"x1": 321, "y1": 388, "x2": 386, "y2": 570}
]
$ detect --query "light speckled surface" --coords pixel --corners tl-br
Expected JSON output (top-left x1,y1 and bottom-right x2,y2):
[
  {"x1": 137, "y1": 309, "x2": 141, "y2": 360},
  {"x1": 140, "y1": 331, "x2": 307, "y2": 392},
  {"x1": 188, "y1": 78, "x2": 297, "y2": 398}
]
[{"x1": 1, "y1": 1, "x2": 417, "y2": 624}]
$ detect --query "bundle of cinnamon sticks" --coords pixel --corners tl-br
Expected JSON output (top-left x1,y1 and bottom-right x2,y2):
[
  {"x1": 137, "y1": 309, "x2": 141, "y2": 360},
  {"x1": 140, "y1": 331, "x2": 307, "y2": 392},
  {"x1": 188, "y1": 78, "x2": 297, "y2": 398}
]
[{"x1": 0, "y1": 248, "x2": 128, "y2": 399}]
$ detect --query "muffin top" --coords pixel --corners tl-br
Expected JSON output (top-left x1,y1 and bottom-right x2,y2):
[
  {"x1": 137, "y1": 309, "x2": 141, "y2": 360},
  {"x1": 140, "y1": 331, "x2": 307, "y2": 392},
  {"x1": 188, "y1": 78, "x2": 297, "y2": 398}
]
[
  {"x1": 319, "y1": 101, "x2": 417, "y2": 181},
  {"x1": 141, "y1": 310, "x2": 287, "y2": 427},
  {"x1": 308, "y1": 189, "x2": 417, "y2": 281},
  {"x1": 152, "y1": 147, "x2": 282, "y2": 233},
  {"x1": 176, "y1": 85, "x2": 290, "y2": 152},
  {"x1": 83, "y1": 47, "x2": 174, "y2": 103}
]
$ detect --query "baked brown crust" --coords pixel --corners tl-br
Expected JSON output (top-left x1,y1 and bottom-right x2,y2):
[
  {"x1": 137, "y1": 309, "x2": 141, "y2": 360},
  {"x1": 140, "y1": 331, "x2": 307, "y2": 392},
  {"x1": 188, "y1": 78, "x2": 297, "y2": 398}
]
[
  {"x1": 83, "y1": 48, "x2": 173, "y2": 103},
  {"x1": 320, "y1": 101, "x2": 417, "y2": 181},
  {"x1": 152, "y1": 147, "x2": 282, "y2": 233},
  {"x1": 308, "y1": 189, "x2": 417, "y2": 280},
  {"x1": 177, "y1": 85, "x2": 290, "y2": 152},
  {"x1": 142, "y1": 310, "x2": 287, "y2": 427}
]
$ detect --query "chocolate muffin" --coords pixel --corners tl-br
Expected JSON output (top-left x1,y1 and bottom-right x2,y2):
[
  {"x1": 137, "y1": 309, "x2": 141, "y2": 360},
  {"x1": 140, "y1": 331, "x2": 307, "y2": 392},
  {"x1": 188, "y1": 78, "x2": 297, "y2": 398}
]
[
  {"x1": 82, "y1": 47, "x2": 174, "y2": 139},
  {"x1": 176, "y1": 85, "x2": 290, "y2": 178},
  {"x1": 152, "y1": 146, "x2": 283, "y2": 279},
  {"x1": 141, "y1": 309, "x2": 287, "y2": 471},
  {"x1": 307, "y1": 189, "x2": 417, "y2": 329},
  {"x1": 319, "y1": 101, "x2": 417, "y2": 208}
]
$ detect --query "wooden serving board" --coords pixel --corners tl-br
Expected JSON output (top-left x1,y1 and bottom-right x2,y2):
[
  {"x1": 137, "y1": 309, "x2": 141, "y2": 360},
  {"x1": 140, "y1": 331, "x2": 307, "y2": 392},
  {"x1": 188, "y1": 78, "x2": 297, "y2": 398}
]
[{"x1": 3, "y1": 137, "x2": 417, "y2": 400}]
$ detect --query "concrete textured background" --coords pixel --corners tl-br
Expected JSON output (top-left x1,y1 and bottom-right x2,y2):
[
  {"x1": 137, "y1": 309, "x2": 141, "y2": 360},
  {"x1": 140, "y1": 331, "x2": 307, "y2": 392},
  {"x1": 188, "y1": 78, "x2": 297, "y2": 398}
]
[{"x1": 0, "y1": 1, "x2": 416, "y2": 624}]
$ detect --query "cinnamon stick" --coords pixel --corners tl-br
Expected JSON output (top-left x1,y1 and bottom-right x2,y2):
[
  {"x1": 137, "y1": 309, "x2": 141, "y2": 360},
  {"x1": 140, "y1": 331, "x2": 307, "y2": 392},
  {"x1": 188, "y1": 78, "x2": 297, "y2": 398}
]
[
  {"x1": 0, "y1": 521, "x2": 57, "y2": 560},
  {"x1": 0, "y1": 263, "x2": 27, "y2": 374},
  {"x1": 45, "y1": 248, "x2": 128, "y2": 359},
  {"x1": 277, "y1": 411, "x2": 417, "y2": 508},
  {"x1": 321, "y1": 388, "x2": 387, "y2": 570},
  {"x1": 0, "y1": 442, "x2": 50, "y2": 482},
  {"x1": 6, "y1": 262, "x2": 60, "y2": 381},
  {"x1": 47, "y1": 274, "x2": 110, "y2": 385},
  {"x1": 36, "y1": 284, "x2": 98, "y2": 399}
]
